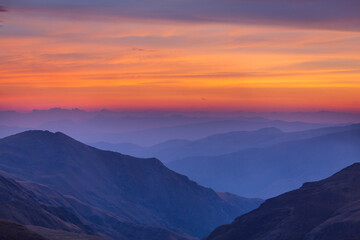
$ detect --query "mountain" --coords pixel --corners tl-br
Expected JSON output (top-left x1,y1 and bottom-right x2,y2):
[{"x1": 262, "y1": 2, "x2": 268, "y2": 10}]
[
  {"x1": 113, "y1": 118, "x2": 331, "y2": 145},
  {"x1": 0, "y1": 131, "x2": 261, "y2": 239},
  {"x1": 0, "y1": 172, "x2": 96, "y2": 234},
  {"x1": 168, "y1": 128, "x2": 360, "y2": 198},
  {"x1": 242, "y1": 110, "x2": 360, "y2": 124},
  {"x1": 0, "y1": 169, "x2": 186, "y2": 240},
  {"x1": 89, "y1": 141, "x2": 146, "y2": 157},
  {"x1": 93, "y1": 124, "x2": 360, "y2": 162},
  {"x1": 216, "y1": 192, "x2": 263, "y2": 214},
  {"x1": 205, "y1": 162, "x2": 360, "y2": 240},
  {"x1": 0, "y1": 125, "x2": 30, "y2": 139},
  {"x1": 0, "y1": 219, "x2": 48, "y2": 240},
  {"x1": 1, "y1": 109, "x2": 331, "y2": 145},
  {"x1": 167, "y1": 124, "x2": 360, "y2": 160},
  {"x1": 26, "y1": 226, "x2": 108, "y2": 240}
]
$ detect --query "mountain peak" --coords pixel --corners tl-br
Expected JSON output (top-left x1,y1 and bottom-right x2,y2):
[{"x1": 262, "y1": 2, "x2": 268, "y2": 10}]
[
  {"x1": 0, "y1": 130, "x2": 85, "y2": 150},
  {"x1": 3, "y1": 130, "x2": 79, "y2": 142},
  {"x1": 0, "y1": 130, "x2": 252, "y2": 238}
]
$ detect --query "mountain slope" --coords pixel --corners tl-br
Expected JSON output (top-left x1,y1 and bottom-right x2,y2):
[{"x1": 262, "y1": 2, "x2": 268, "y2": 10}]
[
  {"x1": 0, "y1": 173, "x2": 90, "y2": 234},
  {"x1": 216, "y1": 192, "x2": 263, "y2": 215},
  {"x1": 0, "y1": 219, "x2": 49, "y2": 240},
  {"x1": 116, "y1": 118, "x2": 330, "y2": 145},
  {"x1": 27, "y1": 226, "x2": 111, "y2": 240},
  {"x1": 205, "y1": 162, "x2": 360, "y2": 240},
  {"x1": 164, "y1": 124, "x2": 358, "y2": 160},
  {"x1": 0, "y1": 130, "x2": 258, "y2": 238},
  {"x1": 0, "y1": 169, "x2": 187, "y2": 240},
  {"x1": 168, "y1": 129, "x2": 360, "y2": 198}
]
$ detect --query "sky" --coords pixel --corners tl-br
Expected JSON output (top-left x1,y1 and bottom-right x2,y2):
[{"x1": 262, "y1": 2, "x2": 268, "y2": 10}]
[{"x1": 1, "y1": 0, "x2": 360, "y2": 112}]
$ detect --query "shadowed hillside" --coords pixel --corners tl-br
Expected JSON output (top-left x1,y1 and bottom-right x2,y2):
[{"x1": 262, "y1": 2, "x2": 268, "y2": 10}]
[
  {"x1": 205, "y1": 162, "x2": 360, "y2": 240},
  {"x1": 0, "y1": 130, "x2": 261, "y2": 239},
  {"x1": 0, "y1": 219, "x2": 49, "y2": 240},
  {"x1": 0, "y1": 169, "x2": 189, "y2": 240}
]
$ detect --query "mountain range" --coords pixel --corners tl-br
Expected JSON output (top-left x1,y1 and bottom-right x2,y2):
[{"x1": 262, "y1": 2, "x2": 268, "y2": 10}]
[
  {"x1": 168, "y1": 125, "x2": 360, "y2": 198},
  {"x1": 0, "y1": 109, "x2": 334, "y2": 145},
  {"x1": 91, "y1": 124, "x2": 359, "y2": 162},
  {"x1": 0, "y1": 130, "x2": 262, "y2": 239}
]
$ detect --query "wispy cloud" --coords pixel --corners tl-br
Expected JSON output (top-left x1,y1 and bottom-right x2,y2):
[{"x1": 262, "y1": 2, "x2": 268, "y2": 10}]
[
  {"x1": 2, "y1": 1, "x2": 360, "y2": 111},
  {"x1": 4, "y1": 0, "x2": 360, "y2": 31},
  {"x1": 0, "y1": 5, "x2": 7, "y2": 26}
]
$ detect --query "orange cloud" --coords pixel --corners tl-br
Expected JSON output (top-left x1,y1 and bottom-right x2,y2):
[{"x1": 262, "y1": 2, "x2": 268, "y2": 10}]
[{"x1": 1, "y1": 12, "x2": 360, "y2": 111}]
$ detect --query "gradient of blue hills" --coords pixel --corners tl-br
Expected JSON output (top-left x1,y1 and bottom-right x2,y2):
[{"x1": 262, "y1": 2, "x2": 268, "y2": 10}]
[
  {"x1": 167, "y1": 124, "x2": 360, "y2": 198},
  {"x1": 91, "y1": 124, "x2": 359, "y2": 162},
  {"x1": 0, "y1": 109, "x2": 340, "y2": 145}
]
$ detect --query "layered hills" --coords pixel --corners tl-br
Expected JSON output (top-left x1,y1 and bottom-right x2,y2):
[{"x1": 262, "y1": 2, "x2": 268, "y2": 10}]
[{"x1": 0, "y1": 131, "x2": 261, "y2": 239}]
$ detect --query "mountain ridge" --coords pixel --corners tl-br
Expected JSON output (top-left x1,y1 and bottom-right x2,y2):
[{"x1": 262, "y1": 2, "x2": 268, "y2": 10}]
[
  {"x1": 204, "y1": 162, "x2": 360, "y2": 240},
  {"x1": 168, "y1": 127, "x2": 360, "y2": 198},
  {"x1": 91, "y1": 124, "x2": 359, "y2": 162},
  {"x1": 0, "y1": 130, "x2": 261, "y2": 239}
]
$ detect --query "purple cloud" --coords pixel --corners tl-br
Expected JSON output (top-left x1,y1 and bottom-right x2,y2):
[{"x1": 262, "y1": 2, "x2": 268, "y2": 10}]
[{"x1": 3, "y1": 0, "x2": 360, "y2": 30}]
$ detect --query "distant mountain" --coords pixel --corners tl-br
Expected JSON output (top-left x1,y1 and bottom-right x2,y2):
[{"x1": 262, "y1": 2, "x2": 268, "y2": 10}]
[
  {"x1": 241, "y1": 110, "x2": 360, "y2": 124},
  {"x1": 168, "y1": 128, "x2": 360, "y2": 198},
  {"x1": 90, "y1": 124, "x2": 360, "y2": 162},
  {"x1": 113, "y1": 118, "x2": 331, "y2": 145},
  {"x1": 0, "y1": 109, "x2": 333, "y2": 145},
  {"x1": 0, "y1": 109, "x2": 92, "y2": 128},
  {"x1": 216, "y1": 192, "x2": 263, "y2": 214},
  {"x1": 0, "y1": 131, "x2": 261, "y2": 239},
  {"x1": 205, "y1": 162, "x2": 360, "y2": 240},
  {"x1": 0, "y1": 125, "x2": 30, "y2": 139},
  {"x1": 92, "y1": 124, "x2": 360, "y2": 162}
]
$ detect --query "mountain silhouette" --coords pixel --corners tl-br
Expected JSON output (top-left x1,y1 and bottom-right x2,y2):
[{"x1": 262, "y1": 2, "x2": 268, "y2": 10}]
[
  {"x1": 0, "y1": 130, "x2": 261, "y2": 239},
  {"x1": 205, "y1": 162, "x2": 360, "y2": 240}
]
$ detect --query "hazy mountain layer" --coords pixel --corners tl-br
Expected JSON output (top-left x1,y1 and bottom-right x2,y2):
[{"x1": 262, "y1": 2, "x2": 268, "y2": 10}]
[
  {"x1": 92, "y1": 124, "x2": 359, "y2": 162},
  {"x1": 168, "y1": 128, "x2": 360, "y2": 198},
  {"x1": 0, "y1": 109, "x2": 332, "y2": 145}
]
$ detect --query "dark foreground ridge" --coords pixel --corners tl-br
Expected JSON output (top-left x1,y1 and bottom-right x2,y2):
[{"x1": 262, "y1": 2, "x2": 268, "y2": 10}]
[{"x1": 205, "y1": 162, "x2": 360, "y2": 240}]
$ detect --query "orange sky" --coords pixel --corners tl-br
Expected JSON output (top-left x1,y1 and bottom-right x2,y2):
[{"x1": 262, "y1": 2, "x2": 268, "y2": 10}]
[{"x1": 1, "y1": 8, "x2": 360, "y2": 111}]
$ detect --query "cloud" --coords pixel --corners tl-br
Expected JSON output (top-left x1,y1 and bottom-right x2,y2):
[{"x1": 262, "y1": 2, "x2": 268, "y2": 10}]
[
  {"x1": 287, "y1": 59, "x2": 360, "y2": 71},
  {"x1": 0, "y1": 5, "x2": 7, "y2": 26},
  {"x1": 4, "y1": 0, "x2": 360, "y2": 31}
]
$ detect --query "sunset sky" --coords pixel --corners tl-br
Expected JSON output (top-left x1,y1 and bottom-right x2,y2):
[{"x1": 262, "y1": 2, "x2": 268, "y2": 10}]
[{"x1": 1, "y1": 0, "x2": 360, "y2": 112}]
